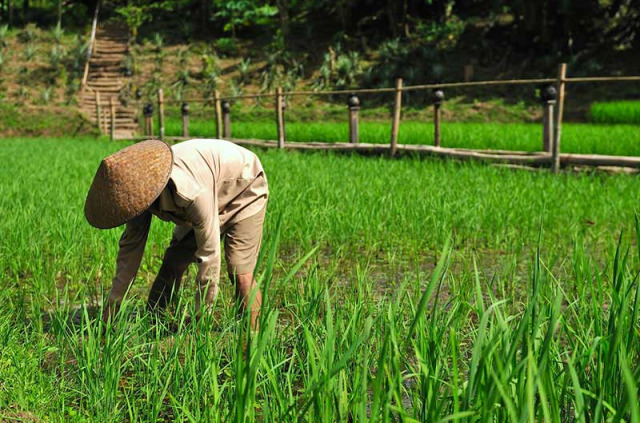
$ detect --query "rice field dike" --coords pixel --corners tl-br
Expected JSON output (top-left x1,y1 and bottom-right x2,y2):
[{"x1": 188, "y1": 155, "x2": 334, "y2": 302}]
[{"x1": 1, "y1": 136, "x2": 639, "y2": 422}]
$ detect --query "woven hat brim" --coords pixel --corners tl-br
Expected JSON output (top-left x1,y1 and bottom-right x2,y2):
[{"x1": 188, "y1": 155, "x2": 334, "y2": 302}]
[{"x1": 85, "y1": 140, "x2": 173, "y2": 229}]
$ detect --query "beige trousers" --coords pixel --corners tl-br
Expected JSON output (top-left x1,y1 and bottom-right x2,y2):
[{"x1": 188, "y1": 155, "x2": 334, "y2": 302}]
[{"x1": 147, "y1": 205, "x2": 266, "y2": 310}]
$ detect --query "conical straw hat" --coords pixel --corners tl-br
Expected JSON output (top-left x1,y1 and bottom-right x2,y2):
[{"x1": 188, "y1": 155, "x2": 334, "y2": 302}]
[{"x1": 85, "y1": 140, "x2": 173, "y2": 229}]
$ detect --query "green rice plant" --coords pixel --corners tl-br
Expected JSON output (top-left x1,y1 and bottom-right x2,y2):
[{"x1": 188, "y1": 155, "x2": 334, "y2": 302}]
[
  {"x1": 160, "y1": 111, "x2": 640, "y2": 156},
  {"x1": 0, "y1": 138, "x2": 639, "y2": 420},
  {"x1": 590, "y1": 100, "x2": 640, "y2": 124}
]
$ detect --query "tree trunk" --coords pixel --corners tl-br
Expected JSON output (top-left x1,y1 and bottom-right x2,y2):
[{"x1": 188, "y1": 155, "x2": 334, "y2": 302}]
[
  {"x1": 276, "y1": 0, "x2": 290, "y2": 43},
  {"x1": 387, "y1": 0, "x2": 397, "y2": 36},
  {"x1": 200, "y1": 0, "x2": 208, "y2": 36}
]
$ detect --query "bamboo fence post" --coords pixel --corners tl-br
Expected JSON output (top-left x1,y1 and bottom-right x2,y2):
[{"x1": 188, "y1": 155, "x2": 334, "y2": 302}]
[
  {"x1": 222, "y1": 100, "x2": 231, "y2": 138},
  {"x1": 432, "y1": 89, "x2": 444, "y2": 147},
  {"x1": 347, "y1": 94, "x2": 360, "y2": 144},
  {"x1": 181, "y1": 102, "x2": 189, "y2": 138},
  {"x1": 157, "y1": 88, "x2": 165, "y2": 140},
  {"x1": 540, "y1": 85, "x2": 557, "y2": 153},
  {"x1": 390, "y1": 78, "x2": 403, "y2": 156},
  {"x1": 144, "y1": 102, "x2": 154, "y2": 137},
  {"x1": 276, "y1": 86, "x2": 285, "y2": 148},
  {"x1": 95, "y1": 91, "x2": 102, "y2": 134},
  {"x1": 109, "y1": 97, "x2": 116, "y2": 141},
  {"x1": 464, "y1": 64, "x2": 474, "y2": 82},
  {"x1": 552, "y1": 63, "x2": 567, "y2": 173},
  {"x1": 214, "y1": 90, "x2": 223, "y2": 138}
]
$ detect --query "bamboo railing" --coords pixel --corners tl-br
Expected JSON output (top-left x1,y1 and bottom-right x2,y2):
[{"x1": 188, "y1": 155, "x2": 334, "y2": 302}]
[
  {"x1": 137, "y1": 64, "x2": 640, "y2": 172},
  {"x1": 81, "y1": 0, "x2": 101, "y2": 89}
]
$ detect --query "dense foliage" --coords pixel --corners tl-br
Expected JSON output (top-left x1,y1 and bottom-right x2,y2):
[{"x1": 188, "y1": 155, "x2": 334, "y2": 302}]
[{"x1": 1, "y1": 0, "x2": 638, "y2": 56}]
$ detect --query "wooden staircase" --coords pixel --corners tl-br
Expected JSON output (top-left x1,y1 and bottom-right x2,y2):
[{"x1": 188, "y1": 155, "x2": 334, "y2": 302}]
[{"x1": 79, "y1": 22, "x2": 138, "y2": 139}]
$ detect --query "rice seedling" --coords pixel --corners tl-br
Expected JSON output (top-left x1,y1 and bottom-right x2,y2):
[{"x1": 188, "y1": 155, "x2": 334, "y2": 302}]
[
  {"x1": 160, "y1": 110, "x2": 640, "y2": 156},
  {"x1": 590, "y1": 100, "x2": 640, "y2": 124},
  {"x1": 0, "y1": 137, "x2": 638, "y2": 421}
]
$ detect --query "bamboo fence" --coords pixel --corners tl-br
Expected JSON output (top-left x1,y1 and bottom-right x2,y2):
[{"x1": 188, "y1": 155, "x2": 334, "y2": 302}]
[{"x1": 123, "y1": 63, "x2": 640, "y2": 172}]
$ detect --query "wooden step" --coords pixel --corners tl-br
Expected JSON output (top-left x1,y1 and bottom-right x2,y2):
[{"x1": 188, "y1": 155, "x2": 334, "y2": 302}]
[
  {"x1": 84, "y1": 112, "x2": 138, "y2": 120},
  {"x1": 93, "y1": 52, "x2": 126, "y2": 58},
  {"x1": 89, "y1": 64, "x2": 123, "y2": 71},
  {"x1": 91, "y1": 58, "x2": 123, "y2": 65},
  {"x1": 93, "y1": 48, "x2": 128, "y2": 54},
  {"x1": 94, "y1": 42, "x2": 127, "y2": 48},
  {"x1": 78, "y1": 21, "x2": 137, "y2": 138},
  {"x1": 88, "y1": 71, "x2": 122, "y2": 77},
  {"x1": 86, "y1": 84, "x2": 126, "y2": 90},
  {"x1": 81, "y1": 106, "x2": 136, "y2": 115}
]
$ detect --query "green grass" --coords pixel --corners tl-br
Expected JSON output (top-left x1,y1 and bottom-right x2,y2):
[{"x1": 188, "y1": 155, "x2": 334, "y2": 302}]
[
  {"x1": 161, "y1": 113, "x2": 640, "y2": 156},
  {"x1": 1, "y1": 137, "x2": 639, "y2": 421},
  {"x1": 0, "y1": 103, "x2": 96, "y2": 137},
  {"x1": 590, "y1": 101, "x2": 640, "y2": 124}
]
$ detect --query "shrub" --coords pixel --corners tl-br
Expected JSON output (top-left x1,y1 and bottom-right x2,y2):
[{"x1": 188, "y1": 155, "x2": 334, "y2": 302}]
[
  {"x1": 203, "y1": 69, "x2": 220, "y2": 100},
  {"x1": 24, "y1": 45, "x2": 36, "y2": 61},
  {"x1": 200, "y1": 49, "x2": 220, "y2": 77},
  {"x1": 0, "y1": 25, "x2": 8, "y2": 47},
  {"x1": 313, "y1": 45, "x2": 363, "y2": 90},
  {"x1": 214, "y1": 37, "x2": 237, "y2": 56},
  {"x1": 41, "y1": 86, "x2": 53, "y2": 104},
  {"x1": 238, "y1": 58, "x2": 251, "y2": 84},
  {"x1": 228, "y1": 78, "x2": 243, "y2": 97},
  {"x1": 152, "y1": 33, "x2": 164, "y2": 51},
  {"x1": 70, "y1": 36, "x2": 88, "y2": 71},
  {"x1": 51, "y1": 23, "x2": 64, "y2": 45},
  {"x1": 65, "y1": 79, "x2": 80, "y2": 104},
  {"x1": 18, "y1": 23, "x2": 38, "y2": 43},
  {"x1": 16, "y1": 86, "x2": 29, "y2": 102},
  {"x1": 49, "y1": 45, "x2": 67, "y2": 68}
]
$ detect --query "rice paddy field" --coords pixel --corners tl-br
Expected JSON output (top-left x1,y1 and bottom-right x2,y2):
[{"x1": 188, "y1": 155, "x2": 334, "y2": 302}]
[
  {"x1": 160, "y1": 111, "x2": 640, "y2": 156},
  {"x1": 590, "y1": 101, "x2": 640, "y2": 125},
  {"x1": 1, "y1": 134, "x2": 640, "y2": 421}
]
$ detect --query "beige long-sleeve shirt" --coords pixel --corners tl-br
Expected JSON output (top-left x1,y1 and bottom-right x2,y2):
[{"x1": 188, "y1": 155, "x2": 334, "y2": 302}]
[{"x1": 108, "y1": 139, "x2": 268, "y2": 304}]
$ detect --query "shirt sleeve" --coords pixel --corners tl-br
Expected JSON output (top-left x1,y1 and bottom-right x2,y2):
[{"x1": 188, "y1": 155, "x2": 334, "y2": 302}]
[
  {"x1": 108, "y1": 212, "x2": 152, "y2": 303},
  {"x1": 184, "y1": 191, "x2": 221, "y2": 309}
]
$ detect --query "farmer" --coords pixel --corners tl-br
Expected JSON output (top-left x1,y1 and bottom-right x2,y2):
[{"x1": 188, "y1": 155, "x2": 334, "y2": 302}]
[{"x1": 84, "y1": 139, "x2": 268, "y2": 329}]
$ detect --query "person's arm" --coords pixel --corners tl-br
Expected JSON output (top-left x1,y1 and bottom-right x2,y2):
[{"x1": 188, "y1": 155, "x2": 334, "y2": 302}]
[
  {"x1": 104, "y1": 212, "x2": 152, "y2": 319},
  {"x1": 184, "y1": 192, "x2": 221, "y2": 314}
]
